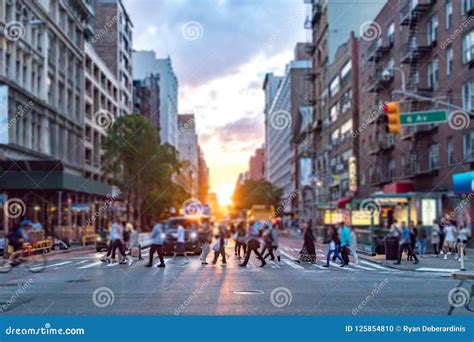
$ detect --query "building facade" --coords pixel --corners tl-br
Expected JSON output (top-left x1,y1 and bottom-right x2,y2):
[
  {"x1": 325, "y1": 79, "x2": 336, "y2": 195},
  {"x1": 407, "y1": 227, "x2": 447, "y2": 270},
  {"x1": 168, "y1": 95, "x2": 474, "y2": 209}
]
[
  {"x1": 249, "y1": 146, "x2": 265, "y2": 181},
  {"x1": 177, "y1": 114, "x2": 198, "y2": 198},
  {"x1": 133, "y1": 73, "x2": 160, "y2": 129},
  {"x1": 133, "y1": 51, "x2": 179, "y2": 148}
]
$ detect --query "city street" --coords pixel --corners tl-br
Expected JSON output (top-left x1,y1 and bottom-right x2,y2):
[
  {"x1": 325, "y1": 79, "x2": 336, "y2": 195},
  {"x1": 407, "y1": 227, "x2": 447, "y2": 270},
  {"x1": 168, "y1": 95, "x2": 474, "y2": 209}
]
[{"x1": 0, "y1": 238, "x2": 466, "y2": 316}]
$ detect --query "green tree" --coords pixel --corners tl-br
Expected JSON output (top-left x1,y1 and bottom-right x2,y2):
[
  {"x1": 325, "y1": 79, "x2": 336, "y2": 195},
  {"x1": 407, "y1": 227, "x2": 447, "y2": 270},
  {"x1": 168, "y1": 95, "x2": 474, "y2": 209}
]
[
  {"x1": 102, "y1": 115, "x2": 189, "y2": 227},
  {"x1": 232, "y1": 179, "x2": 283, "y2": 211}
]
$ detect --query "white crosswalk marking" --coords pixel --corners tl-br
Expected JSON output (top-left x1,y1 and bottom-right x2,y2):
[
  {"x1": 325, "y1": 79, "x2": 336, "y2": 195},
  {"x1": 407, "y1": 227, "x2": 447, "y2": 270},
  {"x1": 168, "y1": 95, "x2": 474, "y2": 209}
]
[
  {"x1": 359, "y1": 260, "x2": 389, "y2": 270},
  {"x1": 329, "y1": 261, "x2": 353, "y2": 270},
  {"x1": 351, "y1": 264, "x2": 376, "y2": 271},
  {"x1": 30, "y1": 261, "x2": 72, "y2": 271},
  {"x1": 78, "y1": 261, "x2": 103, "y2": 269}
]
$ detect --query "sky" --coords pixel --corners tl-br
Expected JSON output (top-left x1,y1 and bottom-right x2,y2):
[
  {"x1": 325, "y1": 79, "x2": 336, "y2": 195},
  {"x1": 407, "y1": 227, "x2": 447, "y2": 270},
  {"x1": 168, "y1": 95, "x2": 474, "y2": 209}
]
[{"x1": 124, "y1": 0, "x2": 307, "y2": 206}]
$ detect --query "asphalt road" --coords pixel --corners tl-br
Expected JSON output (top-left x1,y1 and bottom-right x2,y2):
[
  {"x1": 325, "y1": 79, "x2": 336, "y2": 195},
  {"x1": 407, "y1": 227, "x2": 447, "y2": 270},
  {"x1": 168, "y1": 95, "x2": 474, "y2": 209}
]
[{"x1": 0, "y1": 240, "x2": 468, "y2": 316}]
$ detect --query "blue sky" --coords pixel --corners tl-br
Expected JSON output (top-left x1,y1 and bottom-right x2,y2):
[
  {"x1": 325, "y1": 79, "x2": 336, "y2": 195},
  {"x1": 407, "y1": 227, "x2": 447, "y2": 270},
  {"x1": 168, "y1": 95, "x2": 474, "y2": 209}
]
[{"x1": 124, "y1": 0, "x2": 307, "y2": 204}]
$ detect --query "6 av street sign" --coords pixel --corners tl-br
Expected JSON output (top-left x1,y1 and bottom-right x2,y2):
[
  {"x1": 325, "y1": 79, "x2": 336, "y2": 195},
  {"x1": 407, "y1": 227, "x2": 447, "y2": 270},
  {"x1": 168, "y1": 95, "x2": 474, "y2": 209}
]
[{"x1": 400, "y1": 110, "x2": 447, "y2": 126}]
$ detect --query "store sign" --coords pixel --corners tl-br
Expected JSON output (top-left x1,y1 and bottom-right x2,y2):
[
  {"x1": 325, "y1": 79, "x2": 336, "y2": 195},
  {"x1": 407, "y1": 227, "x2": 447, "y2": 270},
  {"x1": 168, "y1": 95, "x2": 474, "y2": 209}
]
[
  {"x1": 351, "y1": 210, "x2": 380, "y2": 226},
  {"x1": 376, "y1": 197, "x2": 409, "y2": 206},
  {"x1": 323, "y1": 210, "x2": 342, "y2": 225},
  {"x1": 348, "y1": 156, "x2": 357, "y2": 192},
  {"x1": 421, "y1": 199, "x2": 436, "y2": 226},
  {"x1": 0, "y1": 85, "x2": 8, "y2": 144},
  {"x1": 453, "y1": 171, "x2": 474, "y2": 194}
]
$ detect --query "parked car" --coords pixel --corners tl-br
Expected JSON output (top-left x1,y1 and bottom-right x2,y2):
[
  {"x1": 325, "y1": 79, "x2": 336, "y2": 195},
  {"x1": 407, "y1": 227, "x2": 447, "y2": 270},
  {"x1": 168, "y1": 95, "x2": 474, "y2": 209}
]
[{"x1": 95, "y1": 228, "x2": 110, "y2": 252}]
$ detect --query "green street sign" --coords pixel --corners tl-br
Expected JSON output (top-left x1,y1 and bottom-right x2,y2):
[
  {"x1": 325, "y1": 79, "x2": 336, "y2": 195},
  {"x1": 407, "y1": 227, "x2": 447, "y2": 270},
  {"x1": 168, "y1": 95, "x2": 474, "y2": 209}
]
[{"x1": 400, "y1": 110, "x2": 447, "y2": 126}]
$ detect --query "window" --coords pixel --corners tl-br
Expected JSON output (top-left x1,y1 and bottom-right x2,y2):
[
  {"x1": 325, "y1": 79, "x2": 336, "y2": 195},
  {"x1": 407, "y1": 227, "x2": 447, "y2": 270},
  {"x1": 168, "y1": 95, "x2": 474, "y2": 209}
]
[
  {"x1": 446, "y1": 0, "x2": 453, "y2": 29},
  {"x1": 428, "y1": 15, "x2": 438, "y2": 45},
  {"x1": 447, "y1": 137, "x2": 455, "y2": 165},
  {"x1": 329, "y1": 76, "x2": 340, "y2": 97},
  {"x1": 330, "y1": 103, "x2": 339, "y2": 122},
  {"x1": 388, "y1": 160, "x2": 396, "y2": 180},
  {"x1": 428, "y1": 58, "x2": 439, "y2": 89},
  {"x1": 387, "y1": 22, "x2": 395, "y2": 45},
  {"x1": 462, "y1": 0, "x2": 474, "y2": 15},
  {"x1": 462, "y1": 31, "x2": 474, "y2": 63},
  {"x1": 341, "y1": 61, "x2": 352, "y2": 80},
  {"x1": 462, "y1": 80, "x2": 474, "y2": 111},
  {"x1": 446, "y1": 47, "x2": 453, "y2": 76},
  {"x1": 464, "y1": 131, "x2": 474, "y2": 161},
  {"x1": 340, "y1": 89, "x2": 352, "y2": 113},
  {"x1": 429, "y1": 144, "x2": 440, "y2": 170}
]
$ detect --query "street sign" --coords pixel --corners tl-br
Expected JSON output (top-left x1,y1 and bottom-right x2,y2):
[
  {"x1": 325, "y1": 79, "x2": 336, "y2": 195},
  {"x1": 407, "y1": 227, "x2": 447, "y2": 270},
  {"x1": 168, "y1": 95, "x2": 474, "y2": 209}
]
[{"x1": 400, "y1": 110, "x2": 447, "y2": 126}]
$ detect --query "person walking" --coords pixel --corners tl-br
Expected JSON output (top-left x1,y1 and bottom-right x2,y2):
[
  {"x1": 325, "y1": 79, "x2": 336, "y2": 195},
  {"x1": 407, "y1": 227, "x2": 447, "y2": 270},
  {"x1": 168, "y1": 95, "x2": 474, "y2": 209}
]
[
  {"x1": 264, "y1": 224, "x2": 280, "y2": 263},
  {"x1": 212, "y1": 223, "x2": 227, "y2": 265},
  {"x1": 130, "y1": 223, "x2": 143, "y2": 260},
  {"x1": 234, "y1": 222, "x2": 247, "y2": 259},
  {"x1": 297, "y1": 220, "x2": 316, "y2": 264},
  {"x1": 239, "y1": 222, "x2": 266, "y2": 267},
  {"x1": 338, "y1": 222, "x2": 351, "y2": 267},
  {"x1": 198, "y1": 222, "x2": 212, "y2": 265},
  {"x1": 408, "y1": 221, "x2": 417, "y2": 261},
  {"x1": 171, "y1": 223, "x2": 189, "y2": 265},
  {"x1": 431, "y1": 219, "x2": 441, "y2": 257},
  {"x1": 457, "y1": 222, "x2": 471, "y2": 260},
  {"x1": 323, "y1": 226, "x2": 344, "y2": 267},
  {"x1": 442, "y1": 220, "x2": 457, "y2": 260},
  {"x1": 146, "y1": 222, "x2": 165, "y2": 268},
  {"x1": 350, "y1": 226, "x2": 359, "y2": 265},
  {"x1": 108, "y1": 221, "x2": 132, "y2": 266},
  {"x1": 394, "y1": 221, "x2": 419, "y2": 265},
  {"x1": 416, "y1": 221, "x2": 427, "y2": 257},
  {"x1": 260, "y1": 224, "x2": 275, "y2": 260}
]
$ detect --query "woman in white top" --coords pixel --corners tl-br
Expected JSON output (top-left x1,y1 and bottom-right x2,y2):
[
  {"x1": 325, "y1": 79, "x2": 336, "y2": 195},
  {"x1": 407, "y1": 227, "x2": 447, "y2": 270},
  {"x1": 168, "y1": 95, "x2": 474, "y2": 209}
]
[
  {"x1": 442, "y1": 221, "x2": 457, "y2": 260},
  {"x1": 430, "y1": 219, "x2": 441, "y2": 257},
  {"x1": 350, "y1": 226, "x2": 359, "y2": 265}
]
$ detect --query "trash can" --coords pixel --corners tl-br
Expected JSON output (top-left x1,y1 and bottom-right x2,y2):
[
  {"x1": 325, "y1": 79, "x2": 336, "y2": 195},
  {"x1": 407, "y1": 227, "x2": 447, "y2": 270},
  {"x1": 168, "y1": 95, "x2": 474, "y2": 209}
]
[{"x1": 385, "y1": 236, "x2": 399, "y2": 260}]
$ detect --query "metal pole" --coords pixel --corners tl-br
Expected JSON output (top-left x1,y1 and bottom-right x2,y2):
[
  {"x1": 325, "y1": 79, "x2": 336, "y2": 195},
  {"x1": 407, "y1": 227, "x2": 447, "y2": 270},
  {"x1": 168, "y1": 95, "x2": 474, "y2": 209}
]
[
  {"x1": 3, "y1": 192, "x2": 8, "y2": 259},
  {"x1": 460, "y1": 245, "x2": 466, "y2": 271},
  {"x1": 370, "y1": 208, "x2": 375, "y2": 256},
  {"x1": 57, "y1": 191, "x2": 62, "y2": 239}
]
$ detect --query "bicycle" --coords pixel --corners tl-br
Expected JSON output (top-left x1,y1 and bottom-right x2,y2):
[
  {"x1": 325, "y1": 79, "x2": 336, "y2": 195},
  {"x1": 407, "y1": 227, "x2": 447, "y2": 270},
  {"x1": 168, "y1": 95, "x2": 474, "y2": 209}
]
[{"x1": 0, "y1": 243, "x2": 47, "y2": 273}]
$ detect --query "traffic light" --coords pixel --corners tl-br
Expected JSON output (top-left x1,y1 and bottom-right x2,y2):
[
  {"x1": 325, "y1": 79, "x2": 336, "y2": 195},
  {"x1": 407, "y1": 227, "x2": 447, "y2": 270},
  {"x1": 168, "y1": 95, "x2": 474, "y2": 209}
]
[{"x1": 383, "y1": 101, "x2": 400, "y2": 134}]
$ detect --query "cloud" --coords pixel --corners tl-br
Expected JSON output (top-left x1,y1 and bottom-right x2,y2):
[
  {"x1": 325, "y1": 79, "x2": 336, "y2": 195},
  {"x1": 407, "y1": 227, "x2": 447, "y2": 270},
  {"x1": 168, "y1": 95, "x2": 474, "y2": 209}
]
[
  {"x1": 125, "y1": 0, "x2": 305, "y2": 87},
  {"x1": 202, "y1": 116, "x2": 263, "y2": 145}
]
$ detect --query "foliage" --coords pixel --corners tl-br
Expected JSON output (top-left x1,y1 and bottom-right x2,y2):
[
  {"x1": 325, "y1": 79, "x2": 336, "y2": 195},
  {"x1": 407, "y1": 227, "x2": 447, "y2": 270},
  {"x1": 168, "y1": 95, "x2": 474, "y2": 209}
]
[{"x1": 232, "y1": 179, "x2": 283, "y2": 211}]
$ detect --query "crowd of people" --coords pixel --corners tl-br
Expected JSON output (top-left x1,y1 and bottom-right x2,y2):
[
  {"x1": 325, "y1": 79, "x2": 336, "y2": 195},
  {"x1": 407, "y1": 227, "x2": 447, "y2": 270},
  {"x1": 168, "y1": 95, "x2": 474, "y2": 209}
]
[{"x1": 388, "y1": 219, "x2": 471, "y2": 265}]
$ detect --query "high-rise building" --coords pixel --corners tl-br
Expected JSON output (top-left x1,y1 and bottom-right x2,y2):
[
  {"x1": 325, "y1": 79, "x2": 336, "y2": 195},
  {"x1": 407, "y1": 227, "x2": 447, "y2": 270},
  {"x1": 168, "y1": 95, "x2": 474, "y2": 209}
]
[
  {"x1": 0, "y1": 0, "x2": 114, "y2": 233},
  {"x1": 263, "y1": 45, "x2": 312, "y2": 211},
  {"x1": 177, "y1": 114, "x2": 198, "y2": 198},
  {"x1": 249, "y1": 146, "x2": 265, "y2": 181},
  {"x1": 197, "y1": 146, "x2": 209, "y2": 204},
  {"x1": 133, "y1": 73, "x2": 160, "y2": 129},
  {"x1": 133, "y1": 51, "x2": 179, "y2": 148},
  {"x1": 93, "y1": 0, "x2": 134, "y2": 117}
]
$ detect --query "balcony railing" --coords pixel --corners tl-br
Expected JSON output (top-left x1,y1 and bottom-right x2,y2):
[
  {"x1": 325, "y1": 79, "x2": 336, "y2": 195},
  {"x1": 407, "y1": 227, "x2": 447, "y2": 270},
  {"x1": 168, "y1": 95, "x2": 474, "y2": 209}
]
[
  {"x1": 367, "y1": 37, "x2": 392, "y2": 63},
  {"x1": 400, "y1": 0, "x2": 435, "y2": 25},
  {"x1": 400, "y1": 37, "x2": 433, "y2": 64}
]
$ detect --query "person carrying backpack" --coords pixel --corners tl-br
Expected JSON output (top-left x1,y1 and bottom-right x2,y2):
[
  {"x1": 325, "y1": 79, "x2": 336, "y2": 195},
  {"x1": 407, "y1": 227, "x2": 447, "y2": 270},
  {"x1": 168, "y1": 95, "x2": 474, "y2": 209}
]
[{"x1": 417, "y1": 221, "x2": 427, "y2": 257}]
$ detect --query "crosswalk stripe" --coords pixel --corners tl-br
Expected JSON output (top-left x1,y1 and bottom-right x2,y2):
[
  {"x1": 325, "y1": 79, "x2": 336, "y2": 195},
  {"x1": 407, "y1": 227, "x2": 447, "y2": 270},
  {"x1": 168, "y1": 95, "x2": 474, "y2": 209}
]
[
  {"x1": 350, "y1": 264, "x2": 375, "y2": 271},
  {"x1": 78, "y1": 261, "x2": 103, "y2": 269},
  {"x1": 283, "y1": 259, "x2": 304, "y2": 269},
  {"x1": 311, "y1": 263, "x2": 329, "y2": 270},
  {"x1": 359, "y1": 260, "x2": 389, "y2": 270},
  {"x1": 415, "y1": 267, "x2": 458, "y2": 273},
  {"x1": 30, "y1": 261, "x2": 72, "y2": 271},
  {"x1": 329, "y1": 261, "x2": 353, "y2": 270}
]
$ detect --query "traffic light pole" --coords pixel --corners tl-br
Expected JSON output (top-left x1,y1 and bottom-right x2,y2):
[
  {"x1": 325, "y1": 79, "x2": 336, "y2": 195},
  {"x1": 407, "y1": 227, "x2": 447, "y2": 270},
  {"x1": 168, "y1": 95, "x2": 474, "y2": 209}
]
[{"x1": 393, "y1": 90, "x2": 467, "y2": 112}]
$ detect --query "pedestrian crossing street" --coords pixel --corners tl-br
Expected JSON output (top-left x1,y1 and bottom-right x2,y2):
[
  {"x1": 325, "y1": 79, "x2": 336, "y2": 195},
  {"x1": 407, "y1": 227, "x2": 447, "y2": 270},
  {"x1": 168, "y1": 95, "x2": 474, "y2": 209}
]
[{"x1": 33, "y1": 246, "x2": 398, "y2": 274}]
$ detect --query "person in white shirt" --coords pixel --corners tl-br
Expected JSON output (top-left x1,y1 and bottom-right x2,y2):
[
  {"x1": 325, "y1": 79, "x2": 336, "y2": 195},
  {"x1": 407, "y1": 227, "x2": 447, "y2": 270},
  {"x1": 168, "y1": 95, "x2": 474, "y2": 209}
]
[
  {"x1": 350, "y1": 226, "x2": 359, "y2": 265},
  {"x1": 442, "y1": 221, "x2": 457, "y2": 260},
  {"x1": 108, "y1": 221, "x2": 132, "y2": 266},
  {"x1": 146, "y1": 223, "x2": 165, "y2": 267},
  {"x1": 171, "y1": 224, "x2": 189, "y2": 264},
  {"x1": 456, "y1": 222, "x2": 471, "y2": 260}
]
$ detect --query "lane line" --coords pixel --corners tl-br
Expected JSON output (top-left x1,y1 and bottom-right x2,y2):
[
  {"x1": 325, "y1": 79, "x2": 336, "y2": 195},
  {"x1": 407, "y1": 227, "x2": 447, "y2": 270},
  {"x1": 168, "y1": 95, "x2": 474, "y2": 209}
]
[
  {"x1": 78, "y1": 261, "x2": 103, "y2": 269},
  {"x1": 415, "y1": 267, "x2": 458, "y2": 273}
]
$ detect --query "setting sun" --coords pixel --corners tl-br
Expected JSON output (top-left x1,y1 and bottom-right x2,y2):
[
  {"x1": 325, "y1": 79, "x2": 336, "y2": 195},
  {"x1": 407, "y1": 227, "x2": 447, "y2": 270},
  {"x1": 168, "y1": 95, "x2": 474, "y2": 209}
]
[{"x1": 211, "y1": 183, "x2": 234, "y2": 207}]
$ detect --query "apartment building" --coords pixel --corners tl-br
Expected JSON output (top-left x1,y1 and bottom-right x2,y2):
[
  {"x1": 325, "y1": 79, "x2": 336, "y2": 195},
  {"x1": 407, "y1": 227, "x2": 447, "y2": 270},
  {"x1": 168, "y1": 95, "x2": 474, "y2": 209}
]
[
  {"x1": 177, "y1": 114, "x2": 199, "y2": 198},
  {"x1": 133, "y1": 73, "x2": 160, "y2": 129},
  {"x1": 358, "y1": 0, "x2": 474, "y2": 227}
]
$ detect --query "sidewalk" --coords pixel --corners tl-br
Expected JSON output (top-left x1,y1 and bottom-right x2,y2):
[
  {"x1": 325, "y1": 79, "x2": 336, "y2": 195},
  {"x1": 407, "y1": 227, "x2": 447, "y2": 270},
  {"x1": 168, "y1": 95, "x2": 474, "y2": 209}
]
[{"x1": 359, "y1": 251, "x2": 474, "y2": 272}]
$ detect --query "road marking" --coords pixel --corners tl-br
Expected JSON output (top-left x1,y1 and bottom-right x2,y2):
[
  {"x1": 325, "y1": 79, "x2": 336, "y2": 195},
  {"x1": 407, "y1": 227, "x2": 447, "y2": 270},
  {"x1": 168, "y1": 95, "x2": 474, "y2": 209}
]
[
  {"x1": 415, "y1": 267, "x2": 458, "y2": 273},
  {"x1": 311, "y1": 263, "x2": 329, "y2": 270},
  {"x1": 283, "y1": 259, "x2": 304, "y2": 270},
  {"x1": 351, "y1": 264, "x2": 376, "y2": 271},
  {"x1": 270, "y1": 261, "x2": 281, "y2": 268},
  {"x1": 78, "y1": 261, "x2": 103, "y2": 269},
  {"x1": 359, "y1": 260, "x2": 389, "y2": 270},
  {"x1": 76, "y1": 260, "x2": 89, "y2": 265},
  {"x1": 329, "y1": 261, "x2": 353, "y2": 270},
  {"x1": 29, "y1": 261, "x2": 73, "y2": 271}
]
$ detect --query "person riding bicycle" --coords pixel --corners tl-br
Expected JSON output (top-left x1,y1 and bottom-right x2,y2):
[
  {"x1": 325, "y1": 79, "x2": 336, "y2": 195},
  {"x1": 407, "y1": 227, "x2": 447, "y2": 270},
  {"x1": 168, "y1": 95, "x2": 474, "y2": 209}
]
[{"x1": 7, "y1": 220, "x2": 31, "y2": 264}]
